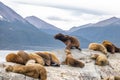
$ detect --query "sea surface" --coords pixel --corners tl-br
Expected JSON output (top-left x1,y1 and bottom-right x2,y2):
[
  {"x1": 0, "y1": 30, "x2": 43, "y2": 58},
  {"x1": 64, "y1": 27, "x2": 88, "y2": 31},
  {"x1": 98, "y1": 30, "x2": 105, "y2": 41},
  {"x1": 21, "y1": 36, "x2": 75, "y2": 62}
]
[
  {"x1": 0, "y1": 48, "x2": 64, "y2": 63},
  {"x1": 0, "y1": 50, "x2": 37, "y2": 62}
]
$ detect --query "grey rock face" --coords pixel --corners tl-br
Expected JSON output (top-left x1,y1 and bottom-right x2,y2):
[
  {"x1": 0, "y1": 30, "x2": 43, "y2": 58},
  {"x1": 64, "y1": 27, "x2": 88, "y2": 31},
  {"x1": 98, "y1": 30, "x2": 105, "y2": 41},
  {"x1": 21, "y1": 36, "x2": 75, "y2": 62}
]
[{"x1": 0, "y1": 49, "x2": 120, "y2": 80}]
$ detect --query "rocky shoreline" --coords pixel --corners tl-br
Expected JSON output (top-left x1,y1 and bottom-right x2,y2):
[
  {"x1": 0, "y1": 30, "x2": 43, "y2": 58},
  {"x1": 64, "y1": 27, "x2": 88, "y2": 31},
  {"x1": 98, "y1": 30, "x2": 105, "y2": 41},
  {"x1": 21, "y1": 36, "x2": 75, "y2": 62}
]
[{"x1": 0, "y1": 49, "x2": 120, "y2": 80}]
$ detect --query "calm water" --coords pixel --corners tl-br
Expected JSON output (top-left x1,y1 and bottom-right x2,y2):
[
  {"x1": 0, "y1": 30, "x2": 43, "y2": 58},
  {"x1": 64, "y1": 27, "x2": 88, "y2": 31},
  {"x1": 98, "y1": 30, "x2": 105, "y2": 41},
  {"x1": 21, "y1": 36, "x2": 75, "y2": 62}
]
[
  {"x1": 0, "y1": 48, "x2": 63, "y2": 62},
  {"x1": 0, "y1": 50, "x2": 36, "y2": 62}
]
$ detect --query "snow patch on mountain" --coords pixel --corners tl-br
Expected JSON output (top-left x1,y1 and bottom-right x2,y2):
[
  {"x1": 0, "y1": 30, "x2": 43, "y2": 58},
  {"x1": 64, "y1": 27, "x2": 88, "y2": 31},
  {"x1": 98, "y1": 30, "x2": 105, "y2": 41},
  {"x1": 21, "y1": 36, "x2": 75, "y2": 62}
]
[
  {"x1": 0, "y1": 15, "x2": 3, "y2": 20},
  {"x1": 0, "y1": 2, "x2": 25, "y2": 22}
]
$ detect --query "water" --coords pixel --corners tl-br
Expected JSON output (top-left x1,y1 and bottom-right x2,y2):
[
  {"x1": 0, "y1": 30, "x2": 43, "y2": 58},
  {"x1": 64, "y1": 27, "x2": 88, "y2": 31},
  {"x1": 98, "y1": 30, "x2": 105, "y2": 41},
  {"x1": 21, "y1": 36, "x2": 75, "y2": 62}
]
[
  {"x1": 0, "y1": 50, "x2": 16, "y2": 62},
  {"x1": 0, "y1": 49, "x2": 63, "y2": 63},
  {"x1": 0, "y1": 50, "x2": 36, "y2": 62}
]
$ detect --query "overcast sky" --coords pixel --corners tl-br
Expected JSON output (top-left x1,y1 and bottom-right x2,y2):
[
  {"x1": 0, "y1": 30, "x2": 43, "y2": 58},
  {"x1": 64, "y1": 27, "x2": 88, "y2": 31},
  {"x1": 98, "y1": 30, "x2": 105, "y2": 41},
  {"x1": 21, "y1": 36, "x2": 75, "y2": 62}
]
[{"x1": 1, "y1": 0, "x2": 120, "y2": 30}]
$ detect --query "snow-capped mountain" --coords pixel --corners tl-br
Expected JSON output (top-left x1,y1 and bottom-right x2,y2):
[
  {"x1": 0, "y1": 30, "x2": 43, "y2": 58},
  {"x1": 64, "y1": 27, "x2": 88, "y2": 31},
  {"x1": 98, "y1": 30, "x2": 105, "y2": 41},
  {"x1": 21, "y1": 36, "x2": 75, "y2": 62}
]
[
  {"x1": 0, "y1": 2, "x2": 64, "y2": 50},
  {"x1": 25, "y1": 16, "x2": 64, "y2": 35},
  {"x1": 0, "y1": 2, "x2": 25, "y2": 22}
]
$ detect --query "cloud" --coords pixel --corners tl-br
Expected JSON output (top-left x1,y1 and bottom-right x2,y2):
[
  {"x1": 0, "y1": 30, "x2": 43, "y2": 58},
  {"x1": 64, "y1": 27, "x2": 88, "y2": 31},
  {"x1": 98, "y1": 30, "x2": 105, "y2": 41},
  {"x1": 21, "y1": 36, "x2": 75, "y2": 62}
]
[
  {"x1": 13, "y1": 1, "x2": 107, "y2": 16},
  {"x1": 47, "y1": 16, "x2": 69, "y2": 21},
  {"x1": 46, "y1": 5, "x2": 106, "y2": 16},
  {"x1": 8, "y1": 0, "x2": 119, "y2": 30}
]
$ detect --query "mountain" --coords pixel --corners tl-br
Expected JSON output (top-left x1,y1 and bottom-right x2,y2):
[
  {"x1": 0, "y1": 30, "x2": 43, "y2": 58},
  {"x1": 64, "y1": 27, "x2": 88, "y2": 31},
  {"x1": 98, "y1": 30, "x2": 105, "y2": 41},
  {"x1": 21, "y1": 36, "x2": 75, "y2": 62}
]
[
  {"x1": 70, "y1": 17, "x2": 120, "y2": 47},
  {"x1": 25, "y1": 16, "x2": 65, "y2": 35},
  {"x1": 68, "y1": 23, "x2": 93, "y2": 33},
  {"x1": 0, "y1": 2, "x2": 64, "y2": 50},
  {"x1": 68, "y1": 17, "x2": 119, "y2": 33},
  {"x1": 93, "y1": 17, "x2": 120, "y2": 27},
  {"x1": 0, "y1": 2, "x2": 25, "y2": 22}
]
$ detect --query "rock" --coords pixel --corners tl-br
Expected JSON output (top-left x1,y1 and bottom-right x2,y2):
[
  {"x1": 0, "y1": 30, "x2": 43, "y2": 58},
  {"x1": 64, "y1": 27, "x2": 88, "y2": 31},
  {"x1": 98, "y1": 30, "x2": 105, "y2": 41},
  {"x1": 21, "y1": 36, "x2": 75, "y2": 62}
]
[
  {"x1": 0, "y1": 49, "x2": 120, "y2": 80},
  {"x1": 0, "y1": 62, "x2": 3, "y2": 68}
]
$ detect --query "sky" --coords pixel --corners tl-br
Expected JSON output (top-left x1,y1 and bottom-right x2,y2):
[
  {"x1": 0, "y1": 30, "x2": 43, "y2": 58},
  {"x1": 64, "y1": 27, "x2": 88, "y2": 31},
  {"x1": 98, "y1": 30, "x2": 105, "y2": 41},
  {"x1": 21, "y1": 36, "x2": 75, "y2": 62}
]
[{"x1": 1, "y1": 0, "x2": 120, "y2": 30}]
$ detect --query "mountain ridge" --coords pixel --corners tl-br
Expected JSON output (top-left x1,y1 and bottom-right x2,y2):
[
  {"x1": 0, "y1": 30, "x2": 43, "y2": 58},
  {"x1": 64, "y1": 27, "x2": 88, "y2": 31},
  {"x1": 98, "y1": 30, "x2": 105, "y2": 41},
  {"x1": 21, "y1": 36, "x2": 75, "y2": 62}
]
[
  {"x1": 70, "y1": 17, "x2": 120, "y2": 47},
  {"x1": 0, "y1": 1, "x2": 120, "y2": 49},
  {"x1": 0, "y1": 2, "x2": 25, "y2": 22},
  {"x1": 0, "y1": 2, "x2": 65, "y2": 50},
  {"x1": 25, "y1": 16, "x2": 65, "y2": 35}
]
